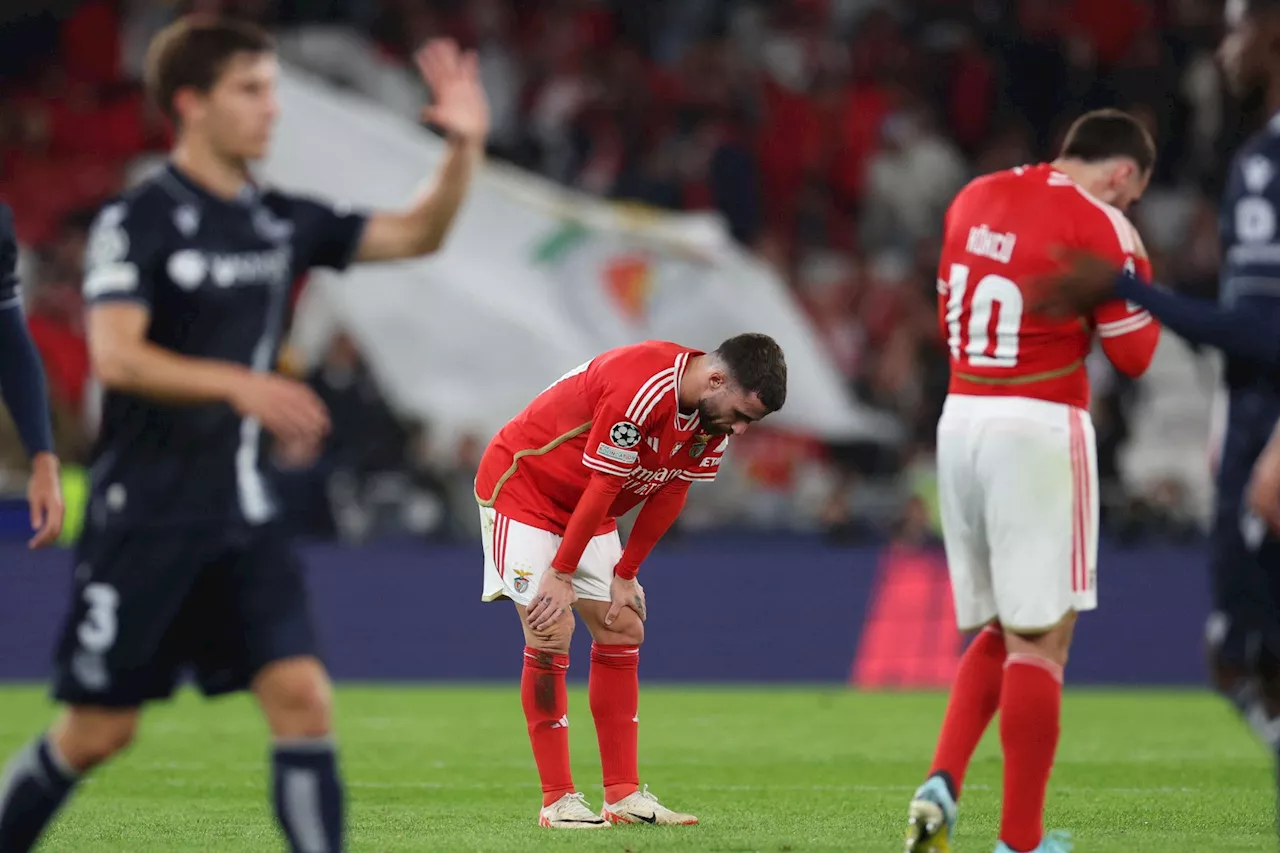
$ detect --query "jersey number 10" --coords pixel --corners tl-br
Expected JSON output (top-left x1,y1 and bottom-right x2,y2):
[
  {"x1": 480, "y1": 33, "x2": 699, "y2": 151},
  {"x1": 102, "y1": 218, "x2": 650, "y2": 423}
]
[{"x1": 944, "y1": 262, "x2": 1024, "y2": 368}]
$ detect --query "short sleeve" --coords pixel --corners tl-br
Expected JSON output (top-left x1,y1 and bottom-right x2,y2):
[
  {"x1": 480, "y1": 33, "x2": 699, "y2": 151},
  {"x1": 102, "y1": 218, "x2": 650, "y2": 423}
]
[
  {"x1": 83, "y1": 201, "x2": 163, "y2": 307},
  {"x1": 680, "y1": 435, "x2": 729, "y2": 483},
  {"x1": 287, "y1": 195, "x2": 368, "y2": 272},
  {"x1": 0, "y1": 204, "x2": 20, "y2": 309}
]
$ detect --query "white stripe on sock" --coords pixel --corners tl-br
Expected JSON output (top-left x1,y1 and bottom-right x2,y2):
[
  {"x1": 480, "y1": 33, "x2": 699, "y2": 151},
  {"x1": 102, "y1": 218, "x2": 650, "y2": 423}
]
[{"x1": 283, "y1": 768, "x2": 328, "y2": 853}]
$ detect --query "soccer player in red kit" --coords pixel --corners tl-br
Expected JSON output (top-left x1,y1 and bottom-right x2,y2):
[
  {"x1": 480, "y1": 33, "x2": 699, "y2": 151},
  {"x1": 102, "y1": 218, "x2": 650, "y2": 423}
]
[
  {"x1": 902, "y1": 110, "x2": 1162, "y2": 853},
  {"x1": 475, "y1": 334, "x2": 787, "y2": 829}
]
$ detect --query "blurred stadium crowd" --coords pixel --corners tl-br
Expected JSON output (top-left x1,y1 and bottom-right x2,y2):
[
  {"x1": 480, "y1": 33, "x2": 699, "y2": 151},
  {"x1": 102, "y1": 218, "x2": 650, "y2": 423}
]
[{"x1": 0, "y1": 0, "x2": 1239, "y2": 542}]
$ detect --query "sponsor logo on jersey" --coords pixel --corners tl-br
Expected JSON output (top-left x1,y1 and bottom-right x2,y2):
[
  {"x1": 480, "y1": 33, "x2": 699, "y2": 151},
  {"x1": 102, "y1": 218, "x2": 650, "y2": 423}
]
[
  {"x1": 965, "y1": 223, "x2": 1016, "y2": 264},
  {"x1": 166, "y1": 246, "x2": 292, "y2": 291},
  {"x1": 597, "y1": 443, "x2": 638, "y2": 464},
  {"x1": 623, "y1": 464, "x2": 682, "y2": 496},
  {"x1": 609, "y1": 421, "x2": 642, "y2": 448},
  {"x1": 670, "y1": 442, "x2": 685, "y2": 456}
]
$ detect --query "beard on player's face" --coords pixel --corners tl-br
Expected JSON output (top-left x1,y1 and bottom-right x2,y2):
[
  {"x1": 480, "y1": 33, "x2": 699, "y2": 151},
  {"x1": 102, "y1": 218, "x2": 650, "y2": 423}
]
[{"x1": 695, "y1": 394, "x2": 736, "y2": 435}]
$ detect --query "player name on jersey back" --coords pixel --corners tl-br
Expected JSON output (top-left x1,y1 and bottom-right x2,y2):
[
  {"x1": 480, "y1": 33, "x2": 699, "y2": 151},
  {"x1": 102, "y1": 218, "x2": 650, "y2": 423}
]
[{"x1": 939, "y1": 163, "x2": 1155, "y2": 410}]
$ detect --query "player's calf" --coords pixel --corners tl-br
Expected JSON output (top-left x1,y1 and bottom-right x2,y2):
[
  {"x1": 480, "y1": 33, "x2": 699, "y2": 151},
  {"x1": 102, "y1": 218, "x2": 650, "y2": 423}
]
[
  {"x1": 516, "y1": 605, "x2": 584, "y2": 816},
  {"x1": 51, "y1": 705, "x2": 139, "y2": 771},
  {"x1": 0, "y1": 706, "x2": 131, "y2": 853},
  {"x1": 253, "y1": 657, "x2": 344, "y2": 853},
  {"x1": 254, "y1": 656, "x2": 334, "y2": 739},
  {"x1": 998, "y1": 617, "x2": 1074, "y2": 853}
]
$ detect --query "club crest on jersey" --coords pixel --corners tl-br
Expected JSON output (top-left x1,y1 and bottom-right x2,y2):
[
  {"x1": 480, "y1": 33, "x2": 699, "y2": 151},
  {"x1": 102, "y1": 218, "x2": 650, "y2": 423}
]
[
  {"x1": 609, "y1": 421, "x2": 642, "y2": 449},
  {"x1": 513, "y1": 569, "x2": 532, "y2": 594},
  {"x1": 689, "y1": 433, "x2": 711, "y2": 458}
]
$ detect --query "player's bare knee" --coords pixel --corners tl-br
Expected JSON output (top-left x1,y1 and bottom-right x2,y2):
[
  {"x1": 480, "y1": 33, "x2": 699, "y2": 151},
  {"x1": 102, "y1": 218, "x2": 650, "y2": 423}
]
[
  {"x1": 254, "y1": 658, "x2": 334, "y2": 738},
  {"x1": 53, "y1": 706, "x2": 139, "y2": 771},
  {"x1": 1005, "y1": 613, "x2": 1076, "y2": 667},
  {"x1": 519, "y1": 605, "x2": 575, "y2": 654}
]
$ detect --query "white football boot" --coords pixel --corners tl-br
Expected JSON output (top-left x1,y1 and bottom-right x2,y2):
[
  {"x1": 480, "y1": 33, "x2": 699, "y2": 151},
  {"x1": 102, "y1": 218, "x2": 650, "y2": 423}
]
[
  {"x1": 538, "y1": 792, "x2": 610, "y2": 829},
  {"x1": 601, "y1": 785, "x2": 699, "y2": 826}
]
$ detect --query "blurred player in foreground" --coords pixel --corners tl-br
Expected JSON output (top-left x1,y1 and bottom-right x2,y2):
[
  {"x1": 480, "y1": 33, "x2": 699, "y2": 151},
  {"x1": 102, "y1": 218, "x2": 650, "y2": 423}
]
[
  {"x1": 903, "y1": 110, "x2": 1161, "y2": 853},
  {"x1": 0, "y1": 202, "x2": 64, "y2": 549},
  {"x1": 474, "y1": 335, "x2": 786, "y2": 828},
  {"x1": 1034, "y1": 0, "x2": 1280, "y2": 835},
  {"x1": 0, "y1": 17, "x2": 488, "y2": 853}
]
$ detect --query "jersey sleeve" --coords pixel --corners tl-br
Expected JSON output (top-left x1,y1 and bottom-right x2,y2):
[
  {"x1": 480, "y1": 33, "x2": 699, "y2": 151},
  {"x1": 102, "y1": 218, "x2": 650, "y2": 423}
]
[
  {"x1": 580, "y1": 362, "x2": 671, "y2": 478},
  {"x1": 0, "y1": 204, "x2": 20, "y2": 309},
  {"x1": 1084, "y1": 209, "x2": 1160, "y2": 377},
  {"x1": 285, "y1": 194, "x2": 368, "y2": 272},
  {"x1": 680, "y1": 435, "x2": 729, "y2": 483},
  {"x1": 82, "y1": 200, "x2": 165, "y2": 308}
]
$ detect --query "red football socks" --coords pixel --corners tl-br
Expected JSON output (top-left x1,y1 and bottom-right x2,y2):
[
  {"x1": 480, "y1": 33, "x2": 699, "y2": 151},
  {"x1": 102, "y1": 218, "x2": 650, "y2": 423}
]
[
  {"x1": 589, "y1": 643, "x2": 641, "y2": 804},
  {"x1": 520, "y1": 647, "x2": 574, "y2": 807},
  {"x1": 929, "y1": 625, "x2": 1006, "y2": 798},
  {"x1": 999, "y1": 652, "x2": 1064, "y2": 852}
]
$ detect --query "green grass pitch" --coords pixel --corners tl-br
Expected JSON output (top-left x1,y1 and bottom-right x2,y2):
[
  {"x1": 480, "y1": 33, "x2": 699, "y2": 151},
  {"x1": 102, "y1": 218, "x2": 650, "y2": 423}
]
[{"x1": 0, "y1": 685, "x2": 1272, "y2": 852}]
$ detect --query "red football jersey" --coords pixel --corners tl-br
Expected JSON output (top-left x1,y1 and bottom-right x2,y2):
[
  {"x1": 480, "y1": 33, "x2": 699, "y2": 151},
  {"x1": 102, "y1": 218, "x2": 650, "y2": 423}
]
[
  {"x1": 939, "y1": 163, "x2": 1160, "y2": 409},
  {"x1": 475, "y1": 341, "x2": 728, "y2": 534}
]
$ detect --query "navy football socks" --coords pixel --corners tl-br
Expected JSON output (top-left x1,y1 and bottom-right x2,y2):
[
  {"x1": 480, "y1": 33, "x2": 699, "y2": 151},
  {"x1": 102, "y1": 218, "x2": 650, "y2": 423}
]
[
  {"x1": 272, "y1": 737, "x2": 344, "y2": 853},
  {"x1": 0, "y1": 735, "x2": 79, "y2": 853}
]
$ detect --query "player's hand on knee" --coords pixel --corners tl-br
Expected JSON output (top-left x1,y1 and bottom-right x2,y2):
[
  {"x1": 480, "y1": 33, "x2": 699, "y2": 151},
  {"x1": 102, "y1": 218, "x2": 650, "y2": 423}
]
[
  {"x1": 527, "y1": 570, "x2": 576, "y2": 632},
  {"x1": 231, "y1": 373, "x2": 330, "y2": 445},
  {"x1": 1249, "y1": 447, "x2": 1280, "y2": 533},
  {"x1": 606, "y1": 576, "x2": 646, "y2": 626}
]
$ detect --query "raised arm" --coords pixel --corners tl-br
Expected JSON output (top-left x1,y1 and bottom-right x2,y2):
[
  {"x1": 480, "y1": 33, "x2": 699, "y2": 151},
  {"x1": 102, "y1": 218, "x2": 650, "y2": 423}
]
[{"x1": 353, "y1": 40, "x2": 489, "y2": 263}]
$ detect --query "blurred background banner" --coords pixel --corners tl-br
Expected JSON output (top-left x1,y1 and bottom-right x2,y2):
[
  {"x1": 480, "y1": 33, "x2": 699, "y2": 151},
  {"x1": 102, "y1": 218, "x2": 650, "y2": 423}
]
[
  {"x1": 262, "y1": 67, "x2": 899, "y2": 445},
  {"x1": 0, "y1": 538, "x2": 1208, "y2": 686}
]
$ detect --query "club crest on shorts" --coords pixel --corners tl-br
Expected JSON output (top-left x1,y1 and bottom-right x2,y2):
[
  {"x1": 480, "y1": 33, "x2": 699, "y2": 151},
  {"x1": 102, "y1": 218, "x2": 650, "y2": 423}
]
[
  {"x1": 609, "y1": 421, "x2": 642, "y2": 449},
  {"x1": 689, "y1": 432, "x2": 711, "y2": 458},
  {"x1": 513, "y1": 569, "x2": 532, "y2": 594}
]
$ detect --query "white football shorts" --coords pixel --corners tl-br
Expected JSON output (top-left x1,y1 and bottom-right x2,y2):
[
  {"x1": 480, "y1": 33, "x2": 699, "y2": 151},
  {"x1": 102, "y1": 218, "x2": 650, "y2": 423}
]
[
  {"x1": 477, "y1": 503, "x2": 619, "y2": 607},
  {"x1": 936, "y1": 394, "x2": 1099, "y2": 632}
]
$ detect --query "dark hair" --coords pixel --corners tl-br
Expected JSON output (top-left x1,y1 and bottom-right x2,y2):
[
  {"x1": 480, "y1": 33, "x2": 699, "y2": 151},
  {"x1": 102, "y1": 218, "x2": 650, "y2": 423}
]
[
  {"x1": 714, "y1": 333, "x2": 787, "y2": 413},
  {"x1": 145, "y1": 16, "x2": 274, "y2": 123},
  {"x1": 1058, "y1": 109, "x2": 1156, "y2": 175}
]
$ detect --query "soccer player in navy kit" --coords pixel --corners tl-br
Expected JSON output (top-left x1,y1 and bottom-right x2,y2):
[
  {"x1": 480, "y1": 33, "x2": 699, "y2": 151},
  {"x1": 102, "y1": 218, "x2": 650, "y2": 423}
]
[
  {"x1": 1036, "y1": 0, "x2": 1280, "y2": 833},
  {"x1": 0, "y1": 202, "x2": 64, "y2": 549},
  {"x1": 0, "y1": 17, "x2": 488, "y2": 853}
]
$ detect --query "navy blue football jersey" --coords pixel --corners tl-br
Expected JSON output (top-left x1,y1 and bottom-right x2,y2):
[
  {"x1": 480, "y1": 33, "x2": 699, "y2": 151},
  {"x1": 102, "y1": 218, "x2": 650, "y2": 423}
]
[
  {"x1": 1217, "y1": 118, "x2": 1280, "y2": 541},
  {"x1": 81, "y1": 163, "x2": 367, "y2": 529},
  {"x1": 0, "y1": 202, "x2": 22, "y2": 310}
]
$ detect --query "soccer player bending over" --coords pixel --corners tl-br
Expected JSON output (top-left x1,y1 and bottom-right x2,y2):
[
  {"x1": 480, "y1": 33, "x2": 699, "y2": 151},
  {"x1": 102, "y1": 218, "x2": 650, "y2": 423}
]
[
  {"x1": 474, "y1": 335, "x2": 786, "y2": 828},
  {"x1": 0, "y1": 16, "x2": 488, "y2": 853},
  {"x1": 1035, "y1": 2, "x2": 1280, "y2": 839},
  {"x1": 903, "y1": 110, "x2": 1161, "y2": 853}
]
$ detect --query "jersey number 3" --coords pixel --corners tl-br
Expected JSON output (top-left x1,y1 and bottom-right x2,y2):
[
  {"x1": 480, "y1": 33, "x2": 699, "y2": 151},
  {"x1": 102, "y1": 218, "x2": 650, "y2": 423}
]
[{"x1": 945, "y1": 262, "x2": 1023, "y2": 368}]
